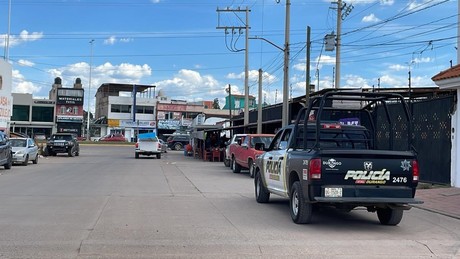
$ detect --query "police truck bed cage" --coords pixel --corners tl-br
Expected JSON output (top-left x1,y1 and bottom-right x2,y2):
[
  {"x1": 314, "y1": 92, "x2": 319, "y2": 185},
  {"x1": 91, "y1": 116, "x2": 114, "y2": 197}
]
[{"x1": 294, "y1": 91, "x2": 412, "y2": 152}]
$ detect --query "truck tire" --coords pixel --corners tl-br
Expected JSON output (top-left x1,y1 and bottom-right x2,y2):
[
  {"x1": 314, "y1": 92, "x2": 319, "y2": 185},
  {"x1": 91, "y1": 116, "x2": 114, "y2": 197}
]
[
  {"x1": 157, "y1": 153, "x2": 161, "y2": 159},
  {"x1": 290, "y1": 181, "x2": 312, "y2": 224},
  {"x1": 135, "y1": 153, "x2": 139, "y2": 159},
  {"x1": 68, "y1": 148, "x2": 75, "y2": 157},
  {"x1": 377, "y1": 208, "x2": 403, "y2": 226},
  {"x1": 255, "y1": 171, "x2": 270, "y2": 203},
  {"x1": 248, "y1": 159, "x2": 255, "y2": 178},
  {"x1": 232, "y1": 157, "x2": 241, "y2": 173}
]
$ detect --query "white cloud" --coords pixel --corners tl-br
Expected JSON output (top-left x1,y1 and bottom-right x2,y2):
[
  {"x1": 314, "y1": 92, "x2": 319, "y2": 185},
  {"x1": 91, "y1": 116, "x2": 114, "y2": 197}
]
[
  {"x1": 17, "y1": 59, "x2": 35, "y2": 67},
  {"x1": 226, "y1": 70, "x2": 278, "y2": 84},
  {"x1": 104, "y1": 36, "x2": 133, "y2": 45},
  {"x1": 342, "y1": 74, "x2": 371, "y2": 88},
  {"x1": 362, "y1": 13, "x2": 380, "y2": 23},
  {"x1": 389, "y1": 64, "x2": 407, "y2": 71},
  {"x1": 313, "y1": 55, "x2": 335, "y2": 70},
  {"x1": 104, "y1": 36, "x2": 117, "y2": 45},
  {"x1": 413, "y1": 57, "x2": 432, "y2": 64},
  {"x1": 342, "y1": 0, "x2": 393, "y2": 5},
  {"x1": 380, "y1": 0, "x2": 394, "y2": 6},
  {"x1": 12, "y1": 70, "x2": 41, "y2": 94},
  {"x1": 0, "y1": 30, "x2": 43, "y2": 47},
  {"x1": 154, "y1": 69, "x2": 226, "y2": 102},
  {"x1": 150, "y1": 0, "x2": 160, "y2": 3},
  {"x1": 48, "y1": 62, "x2": 152, "y2": 90}
]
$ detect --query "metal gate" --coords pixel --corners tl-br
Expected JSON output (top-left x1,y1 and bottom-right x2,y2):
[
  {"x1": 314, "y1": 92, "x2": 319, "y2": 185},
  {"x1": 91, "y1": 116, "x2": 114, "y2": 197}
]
[{"x1": 375, "y1": 95, "x2": 454, "y2": 184}]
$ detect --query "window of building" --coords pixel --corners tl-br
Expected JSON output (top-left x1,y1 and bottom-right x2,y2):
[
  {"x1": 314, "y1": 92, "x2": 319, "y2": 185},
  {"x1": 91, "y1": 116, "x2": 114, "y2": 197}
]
[
  {"x1": 32, "y1": 106, "x2": 54, "y2": 122},
  {"x1": 73, "y1": 106, "x2": 78, "y2": 115},
  {"x1": 111, "y1": 104, "x2": 131, "y2": 113},
  {"x1": 60, "y1": 106, "x2": 66, "y2": 114},
  {"x1": 135, "y1": 105, "x2": 154, "y2": 114},
  {"x1": 12, "y1": 105, "x2": 30, "y2": 121},
  {"x1": 57, "y1": 89, "x2": 83, "y2": 97}
]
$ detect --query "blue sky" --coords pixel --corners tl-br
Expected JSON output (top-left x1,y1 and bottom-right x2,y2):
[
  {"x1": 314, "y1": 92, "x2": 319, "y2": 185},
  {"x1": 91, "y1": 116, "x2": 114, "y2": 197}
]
[{"x1": 0, "y1": 0, "x2": 457, "y2": 112}]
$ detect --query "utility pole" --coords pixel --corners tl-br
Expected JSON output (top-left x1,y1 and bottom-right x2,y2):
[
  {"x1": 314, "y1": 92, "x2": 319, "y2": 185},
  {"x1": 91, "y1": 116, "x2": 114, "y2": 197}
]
[
  {"x1": 305, "y1": 26, "x2": 311, "y2": 106},
  {"x1": 86, "y1": 39, "x2": 94, "y2": 141},
  {"x1": 282, "y1": 0, "x2": 291, "y2": 127},
  {"x1": 216, "y1": 7, "x2": 251, "y2": 131},
  {"x1": 257, "y1": 69, "x2": 262, "y2": 134},
  {"x1": 335, "y1": 0, "x2": 342, "y2": 89},
  {"x1": 226, "y1": 84, "x2": 232, "y2": 128},
  {"x1": 5, "y1": 0, "x2": 11, "y2": 60}
]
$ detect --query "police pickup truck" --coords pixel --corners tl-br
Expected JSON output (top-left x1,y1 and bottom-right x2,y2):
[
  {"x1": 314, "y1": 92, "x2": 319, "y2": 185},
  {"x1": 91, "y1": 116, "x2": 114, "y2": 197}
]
[{"x1": 253, "y1": 91, "x2": 422, "y2": 225}]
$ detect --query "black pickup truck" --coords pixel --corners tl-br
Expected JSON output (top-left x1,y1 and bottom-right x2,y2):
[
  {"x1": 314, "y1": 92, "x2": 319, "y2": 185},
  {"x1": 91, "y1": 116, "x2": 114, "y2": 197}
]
[{"x1": 254, "y1": 91, "x2": 422, "y2": 225}]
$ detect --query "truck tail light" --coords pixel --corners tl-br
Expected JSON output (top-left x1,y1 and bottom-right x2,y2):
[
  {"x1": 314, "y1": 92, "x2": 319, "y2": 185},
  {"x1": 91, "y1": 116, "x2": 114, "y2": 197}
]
[
  {"x1": 158, "y1": 143, "x2": 161, "y2": 148},
  {"x1": 135, "y1": 143, "x2": 139, "y2": 148},
  {"x1": 412, "y1": 160, "x2": 419, "y2": 182},
  {"x1": 309, "y1": 158, "x2": 322, "y2": 180}
]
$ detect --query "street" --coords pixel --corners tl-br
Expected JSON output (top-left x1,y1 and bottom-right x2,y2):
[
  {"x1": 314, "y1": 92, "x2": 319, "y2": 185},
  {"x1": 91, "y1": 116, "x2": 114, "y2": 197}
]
[{"x1": 0, "y1": 145, "x2": 459, "y2": 258}]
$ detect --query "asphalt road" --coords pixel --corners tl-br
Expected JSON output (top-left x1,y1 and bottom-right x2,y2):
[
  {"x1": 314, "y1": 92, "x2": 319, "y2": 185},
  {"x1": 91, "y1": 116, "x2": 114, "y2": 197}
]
[{"x1": 0, "y1": 145, "x2": 459, "y2": 258}]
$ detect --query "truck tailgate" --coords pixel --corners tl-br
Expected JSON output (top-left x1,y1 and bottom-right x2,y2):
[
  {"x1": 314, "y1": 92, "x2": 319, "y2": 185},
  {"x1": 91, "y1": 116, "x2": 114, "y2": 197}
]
[{"x1": 311, "y1": 149, "x2": 420, "y2": 203}]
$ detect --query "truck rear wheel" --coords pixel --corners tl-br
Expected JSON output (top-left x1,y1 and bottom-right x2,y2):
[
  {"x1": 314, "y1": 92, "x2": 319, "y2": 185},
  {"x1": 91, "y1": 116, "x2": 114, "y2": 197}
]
[
  {"x1": 377, "y1": 208, "x2": 403, "y2": 226},
  {"x1": 156, "y1": 153, "x2": 161, "y2": 159},
  {"x1": 290, "y1": 181, "x2": 312, "y2": 224},
  {"x1": 135, "y1": 153, "x2": 139, "y2": 159},
  {"x1": 255, "y1": 171, "x2": 270, "y2": 203}
]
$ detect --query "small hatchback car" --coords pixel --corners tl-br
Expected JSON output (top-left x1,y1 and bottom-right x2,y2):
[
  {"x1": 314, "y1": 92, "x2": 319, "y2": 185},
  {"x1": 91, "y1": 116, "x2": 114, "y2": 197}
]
[{"x1": 10, "y1": 137, "x2": 39, "y2": 165}]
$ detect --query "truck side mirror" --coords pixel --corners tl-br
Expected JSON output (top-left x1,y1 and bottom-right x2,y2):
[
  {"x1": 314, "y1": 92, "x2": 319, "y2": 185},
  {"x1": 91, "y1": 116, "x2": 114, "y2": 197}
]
[
  {"x1": 237, "y1": 139, "x2": 242, "y2": 145},
  {"x1": 255, "y1": 142, "x2": 265, "y2": 151}
]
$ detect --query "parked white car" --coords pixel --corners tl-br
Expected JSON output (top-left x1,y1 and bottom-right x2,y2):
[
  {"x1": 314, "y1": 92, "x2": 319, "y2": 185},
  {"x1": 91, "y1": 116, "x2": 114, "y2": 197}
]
[{"x1": 10, "y1": 137, "x2": 39, "y2": 165}]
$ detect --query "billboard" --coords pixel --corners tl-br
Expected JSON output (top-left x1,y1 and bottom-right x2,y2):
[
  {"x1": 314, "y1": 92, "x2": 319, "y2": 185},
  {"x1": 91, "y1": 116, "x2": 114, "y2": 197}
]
[{"x1": 0, "y1": 60, "x2": 13, "y2": 132}]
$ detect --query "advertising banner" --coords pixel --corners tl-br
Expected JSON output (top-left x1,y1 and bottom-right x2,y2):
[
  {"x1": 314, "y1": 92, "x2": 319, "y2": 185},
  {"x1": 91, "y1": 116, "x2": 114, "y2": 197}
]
[{"x1": 0, "y1": 60, "x2": 13, "y2": 131}]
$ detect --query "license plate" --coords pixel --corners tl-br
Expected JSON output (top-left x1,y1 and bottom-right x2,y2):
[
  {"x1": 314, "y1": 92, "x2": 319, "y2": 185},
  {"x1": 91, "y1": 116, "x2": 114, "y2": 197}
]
[{"x1": 325, "y1": 187, "x2": 342, "y2": 198}]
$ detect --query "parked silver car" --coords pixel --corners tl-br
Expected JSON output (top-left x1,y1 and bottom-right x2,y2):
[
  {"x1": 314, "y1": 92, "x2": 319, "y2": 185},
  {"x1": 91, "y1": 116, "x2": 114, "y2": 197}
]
[
  {"x1": 10, "y1": 137, "x2": 39, "y2": 165},
  {"x1": 159, "y1": 139, "x2": 168, "y2": 153}
]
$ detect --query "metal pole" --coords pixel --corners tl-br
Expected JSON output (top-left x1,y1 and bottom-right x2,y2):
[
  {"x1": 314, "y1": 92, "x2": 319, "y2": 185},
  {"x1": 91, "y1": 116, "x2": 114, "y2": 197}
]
[
  {"x1": 244, "y1": 6, "x2": 250, "y2": 130},
  {"x1": 335, "y1": 0, "x2": 342, "y2": 89},
  {"x1": 86, "y1": 39, "x2": 94, "y2": 141},
  {"x1": 305, "y1": 26, "x2": 311, "y2": 106},
  {"x1": 257, "y1": 69, "x2": 263, "y2": 134},
  {"x1": 282, "y1": 0, "x2": 291, "y2": 127},
  {"x1": 228, "y1": 84, "x2": 232, "y2": 128},
  {"x1": 5, "y1": 0, "x2": 11, "y2": 60}
]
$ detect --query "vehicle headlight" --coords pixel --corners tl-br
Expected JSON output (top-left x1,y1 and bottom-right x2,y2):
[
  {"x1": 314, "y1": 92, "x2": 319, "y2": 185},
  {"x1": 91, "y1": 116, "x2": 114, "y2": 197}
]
[{"x1": 16, "y1": 150, "x2": 25, "y2": 155}]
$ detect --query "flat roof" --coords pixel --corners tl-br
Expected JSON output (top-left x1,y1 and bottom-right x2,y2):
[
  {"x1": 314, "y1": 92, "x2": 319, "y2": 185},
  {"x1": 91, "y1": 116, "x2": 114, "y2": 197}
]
[{"x1": 97, "y1": 83, "x2": 156, "y2": 94}]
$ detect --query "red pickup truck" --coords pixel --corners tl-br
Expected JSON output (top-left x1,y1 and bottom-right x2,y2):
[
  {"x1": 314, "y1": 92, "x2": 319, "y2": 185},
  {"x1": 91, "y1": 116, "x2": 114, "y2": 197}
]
[{"x1": 229, "y1": 134, "x2": 274, "y2": 178}]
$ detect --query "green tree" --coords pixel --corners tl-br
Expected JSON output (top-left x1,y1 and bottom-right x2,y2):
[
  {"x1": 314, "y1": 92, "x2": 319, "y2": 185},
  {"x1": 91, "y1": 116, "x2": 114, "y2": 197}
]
[{"x1": 212, "y1": 98, "x2": 220, "y2": 109}]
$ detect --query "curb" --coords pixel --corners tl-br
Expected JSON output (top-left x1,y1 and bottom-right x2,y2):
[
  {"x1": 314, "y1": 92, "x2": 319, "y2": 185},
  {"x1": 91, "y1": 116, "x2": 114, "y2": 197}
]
[{"x1": 412, "y1": 205, "x2": 460, "y2": 221}]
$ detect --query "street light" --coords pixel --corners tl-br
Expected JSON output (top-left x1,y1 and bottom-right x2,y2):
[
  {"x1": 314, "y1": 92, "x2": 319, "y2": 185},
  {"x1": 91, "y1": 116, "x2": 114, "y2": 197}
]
[{"x1": 86, "y1": 39, "x2": 94, "y2": 141}]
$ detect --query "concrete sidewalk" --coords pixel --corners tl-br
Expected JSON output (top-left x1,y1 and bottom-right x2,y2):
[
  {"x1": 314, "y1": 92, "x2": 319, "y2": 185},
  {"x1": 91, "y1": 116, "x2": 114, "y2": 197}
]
[{"x1": 414, "y1": 185, "x2": 460, "y2": 220}]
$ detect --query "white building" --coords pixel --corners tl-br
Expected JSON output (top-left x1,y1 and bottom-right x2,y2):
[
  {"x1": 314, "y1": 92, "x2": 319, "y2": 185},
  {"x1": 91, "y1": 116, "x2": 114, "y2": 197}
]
[
  {"x1": 432, "y1": 64, "x2": 460, "y2": 187},
  {"x1": 94, "y1": 83, "x2": 157, "y2": 141}
]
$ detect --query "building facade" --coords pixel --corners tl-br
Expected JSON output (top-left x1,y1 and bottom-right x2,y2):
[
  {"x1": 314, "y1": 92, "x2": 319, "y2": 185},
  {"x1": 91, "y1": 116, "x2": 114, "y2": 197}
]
[
  {"x1": 10, "y1": 93, "x2": 55, "y2": 138},
  {"x1": 94, "y1": 83, "x2": 157, "y2": 141}
]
